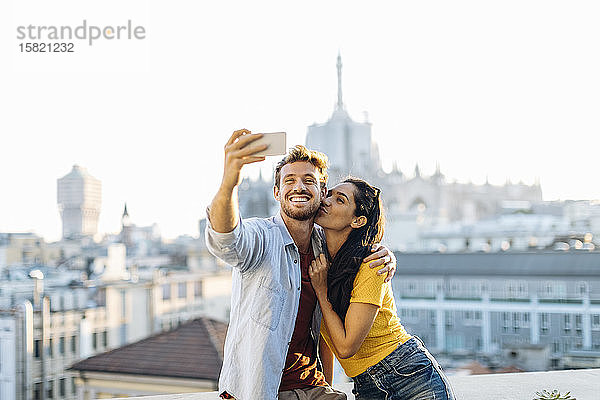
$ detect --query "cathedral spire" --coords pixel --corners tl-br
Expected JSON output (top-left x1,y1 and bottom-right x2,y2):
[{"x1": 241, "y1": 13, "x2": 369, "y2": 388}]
[
  {"x1": 122, "y1": 203, "x2": 129, "y2": 218},
  {"x1": 336, "y1": 52, "x2": 343, "y2": 110}
]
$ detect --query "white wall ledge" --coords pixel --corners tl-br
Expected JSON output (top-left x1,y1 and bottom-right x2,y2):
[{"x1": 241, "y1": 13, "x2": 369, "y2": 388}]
[{"x1": 118, "y1": 369, "x2": 600, "y2": 400}]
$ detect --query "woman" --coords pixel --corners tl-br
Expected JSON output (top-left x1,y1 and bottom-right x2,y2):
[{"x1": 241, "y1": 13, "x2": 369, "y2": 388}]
[{"x1": 309, "y1": 178, "x2": 455, "y2": 400}]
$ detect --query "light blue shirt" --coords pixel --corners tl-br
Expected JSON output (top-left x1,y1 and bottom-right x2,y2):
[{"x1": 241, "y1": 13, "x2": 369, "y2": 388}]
[{"x1": 205, "y1": 212, "x2": 325, "y2": 400}]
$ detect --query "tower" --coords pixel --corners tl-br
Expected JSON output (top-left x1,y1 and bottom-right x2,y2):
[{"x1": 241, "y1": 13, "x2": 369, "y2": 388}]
[
  {"x1": 57, "y1": 165, "x2": 102, "y2": 239},
  {"x1": 120, "y1": 203, "x2": 133, "y2": 249},
  {"x1": 305, "y1": 53, "x2": 381, "y2": 183}
]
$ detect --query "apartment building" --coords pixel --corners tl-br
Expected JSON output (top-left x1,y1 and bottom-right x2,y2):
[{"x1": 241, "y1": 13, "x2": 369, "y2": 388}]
[
  {"x1": 392, "y1": 251, "x2": 600, "y2": 370},
  {"x1": 0, "y1": 268, "x2": 231, "y2": 400}
]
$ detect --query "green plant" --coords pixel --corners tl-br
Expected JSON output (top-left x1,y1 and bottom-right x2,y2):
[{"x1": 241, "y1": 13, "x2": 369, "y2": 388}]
[{"x1": 533, "y1": 389, "x2": 576, "y2": 400}]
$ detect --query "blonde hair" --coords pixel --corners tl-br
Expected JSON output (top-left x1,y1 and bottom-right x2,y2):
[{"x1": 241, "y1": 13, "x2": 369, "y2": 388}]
[{"x1": 274, "y1": 145, "x2": 329, "y2": 189}]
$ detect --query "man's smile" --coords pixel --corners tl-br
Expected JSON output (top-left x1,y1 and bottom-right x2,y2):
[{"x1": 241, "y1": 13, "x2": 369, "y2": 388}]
[{"x1": 288, "y1": 194, "x2": 311, "y2": 203}]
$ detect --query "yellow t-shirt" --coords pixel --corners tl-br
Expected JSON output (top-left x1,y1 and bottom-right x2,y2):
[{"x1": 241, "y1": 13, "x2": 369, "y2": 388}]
[{"x1": 320, "y1": 262, "x2": 412, "y2": 377}]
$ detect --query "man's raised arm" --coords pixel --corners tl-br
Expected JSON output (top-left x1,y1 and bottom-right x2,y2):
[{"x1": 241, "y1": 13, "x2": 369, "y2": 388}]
[{"x1": 208, "y1": 129, "x2": 267, "y2": 232}]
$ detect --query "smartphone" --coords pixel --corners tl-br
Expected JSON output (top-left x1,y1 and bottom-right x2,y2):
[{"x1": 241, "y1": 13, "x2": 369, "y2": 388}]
[{"x1": 252, "y1": 132, "x2": 287, "y2": 157}]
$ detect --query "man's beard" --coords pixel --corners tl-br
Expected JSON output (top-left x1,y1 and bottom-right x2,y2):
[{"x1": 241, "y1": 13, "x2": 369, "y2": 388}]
[{"x1": 281, "y1": 198, "x2": 321, "y2": 221}]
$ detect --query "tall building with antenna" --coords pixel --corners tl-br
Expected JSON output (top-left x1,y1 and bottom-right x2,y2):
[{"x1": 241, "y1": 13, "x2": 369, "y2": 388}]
[
  {"x1": 305, "y1": 53, "x2": 381, "y2": 183},
  {"x1": 120, "y1": 203, "x2": 133, "y2": 249},
  {"x1": 57, "y1": 165, "x2": 102, "y2": 240}
]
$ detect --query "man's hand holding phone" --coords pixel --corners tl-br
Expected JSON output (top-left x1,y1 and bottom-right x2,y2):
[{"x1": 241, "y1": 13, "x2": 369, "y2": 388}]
[
  {"x1": 221, "y1": 129, "x2": 287, "y2": 191},
  {"x1": 211, "y1": 129, "x2": 287, "y2": 233},
  {"x1": 221, "y1": 129, "x2": 268, "y2": 191}
]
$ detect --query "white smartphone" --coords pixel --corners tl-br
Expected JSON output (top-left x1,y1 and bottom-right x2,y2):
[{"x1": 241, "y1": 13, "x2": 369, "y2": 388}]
[{"x1": 253, "y1": 132, "x2": 287, "y2": 157}]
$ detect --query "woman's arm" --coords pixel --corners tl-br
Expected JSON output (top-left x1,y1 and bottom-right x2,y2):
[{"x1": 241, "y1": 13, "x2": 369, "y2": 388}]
[
  {"x1": 319, "y1": 336, "x2": 335, "y2": 384},
  {"x1": 310, "y1": 254, "x2": 379, "y2": 359}
]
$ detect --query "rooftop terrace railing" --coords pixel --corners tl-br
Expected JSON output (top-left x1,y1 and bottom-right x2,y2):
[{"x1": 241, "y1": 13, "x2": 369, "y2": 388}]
[{"x1": 118, "y1": 368, "x2": 600, "y2": 400}]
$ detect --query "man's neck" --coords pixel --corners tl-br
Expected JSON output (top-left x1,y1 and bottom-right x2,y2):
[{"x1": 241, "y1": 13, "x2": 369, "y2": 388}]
[{"x1": 280, "y1": 211, "x2": 314, "y2": 254}]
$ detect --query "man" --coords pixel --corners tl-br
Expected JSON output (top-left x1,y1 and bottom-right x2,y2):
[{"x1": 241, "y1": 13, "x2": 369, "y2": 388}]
[{"x1": 205, "y1": 129, "x2": 396, "y2": 400}]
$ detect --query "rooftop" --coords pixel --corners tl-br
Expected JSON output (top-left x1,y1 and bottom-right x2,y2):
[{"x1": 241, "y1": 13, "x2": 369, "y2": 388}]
[
  {"x1": 394, "y1": 251, "x2": 600, "y2": 277},
  {"x1": 71, "y1": 318, "x2": 227, "y2": 381}
]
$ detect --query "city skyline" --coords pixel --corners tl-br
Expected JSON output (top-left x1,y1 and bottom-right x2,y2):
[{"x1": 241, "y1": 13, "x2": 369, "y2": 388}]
[{"x1": 1, "y1": 0, "x2": 599, "y2": 241}]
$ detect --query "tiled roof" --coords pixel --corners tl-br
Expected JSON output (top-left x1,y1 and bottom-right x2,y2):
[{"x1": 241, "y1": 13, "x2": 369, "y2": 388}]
[{"x1": 70, "y1": 318, "x2": 228, "y2": 381}]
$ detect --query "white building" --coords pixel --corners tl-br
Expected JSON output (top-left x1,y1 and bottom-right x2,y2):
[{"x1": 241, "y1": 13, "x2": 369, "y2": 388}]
[
  {"x1": 57, "y1": 165, "x2": 102, "y2": 239},
  {"x1": 419, "y1": 200, "x2": 600, "y2": 253}
]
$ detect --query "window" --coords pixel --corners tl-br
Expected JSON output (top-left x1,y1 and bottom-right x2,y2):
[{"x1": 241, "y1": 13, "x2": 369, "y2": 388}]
[
  {"x1": 541, "y1": 313, "x2": 550, "y2": 333},
  {"x1": 449, "y1": 280, "x2": 461, "y2": 296},
  {"x1": 48, "y1": 338, "x2": 53, "y2": 357},
  {"x1": 178, "y1": 282, "x2": 187, "y2": 299},
  {"x1": 92, "y1": 332, "x2": 98, "y2": 350},
  {"x1": 409, "y1": 282, "x2": 417, "y2": 293},
  {"x1": 71, "y1": 378, "x2": 76, "y2": 396},
  {"x1": 162, "y1": 284, "x2": 171, "y2": 300},
  {"x1": 102, "y1": 331, "x2": 108, "y2": 347},
  {"x1": 194, "y1": 281, "x2": 203, "y2": 298},
  {"x1": 502, "y1": 312, "x2": 510, "y2": 331},
  {"x1": 467, "y1": 280, "x2": 483, "y2": 297},
  {"x1": 552, "y1": 341, "x2": 560, "y2": 353},
  {"x1": 34, "y1": 382, "x2": 42, "y2": 400},
  {"x1": 445, "y1": 311, "x2": 454, "y2": 328},
  {"x1": 564, "y1": 314, "x2": 572, "y2": 332},
  {"x1": 506, "y1": 280, "x2": 528, "y2": 298},
  {"x1": 576, "y1": 314, "x2": 583, "y2": 334},
  {"x1": 522, "y1": 313, "x2": 530, "y2": 328},
  {"x1": 70, "y1": 336, "x2": 77, "y2": 354},
  {"x1": 592, "y1": 314, "x2": 600, "y2": 330},
  {"x1": 34, "y1": 339, "x2": 41, "y2": 358},
  {"x1": 410, "y1": 309, "x2": 419, "y2": 320},
  {"x1": 513, "y1": 312, "x2": 520, "y2": 332},
  {"x1": 464, "y1": 310, "x2": 482, "y2": 326},
  {"x1": 59, "y1": 337, "x2": 65, "y2": 355},
  {"x1": 46, "y1": 380, "x2": 53, "y2": 399},
  {"x1": 96, "y1": 288, "x2": 106, "y2": 306},
  {"x1": 59, "y1": 378, "x2": 66, "y2": 397},
  {"x1": 399, "y1": 308, "x2": 419, "y2": 323},
  {"x1": 542, "y1": 282, "x2": 566, "y2": 299}
]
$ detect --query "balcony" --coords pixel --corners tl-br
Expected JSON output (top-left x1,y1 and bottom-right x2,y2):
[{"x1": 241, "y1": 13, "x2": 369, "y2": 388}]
[{"x1": 119, "y1": 369, "x2": 599, "y2": 400}]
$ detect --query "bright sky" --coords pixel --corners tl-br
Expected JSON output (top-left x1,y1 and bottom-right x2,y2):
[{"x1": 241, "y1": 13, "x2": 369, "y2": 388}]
[{"x1": 1, "y1": 0, "x2": 599, "y2": 242}]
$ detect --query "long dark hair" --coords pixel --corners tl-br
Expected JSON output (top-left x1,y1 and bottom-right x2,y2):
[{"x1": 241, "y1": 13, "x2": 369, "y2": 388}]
[{"x1": 326, "y1": 177, "x2": 385, "y2": 320}]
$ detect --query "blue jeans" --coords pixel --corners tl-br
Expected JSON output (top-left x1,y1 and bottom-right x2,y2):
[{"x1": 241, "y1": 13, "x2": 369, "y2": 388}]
[{"x1": 351, "y1": 337, "x2": 455, "y2": 400}]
